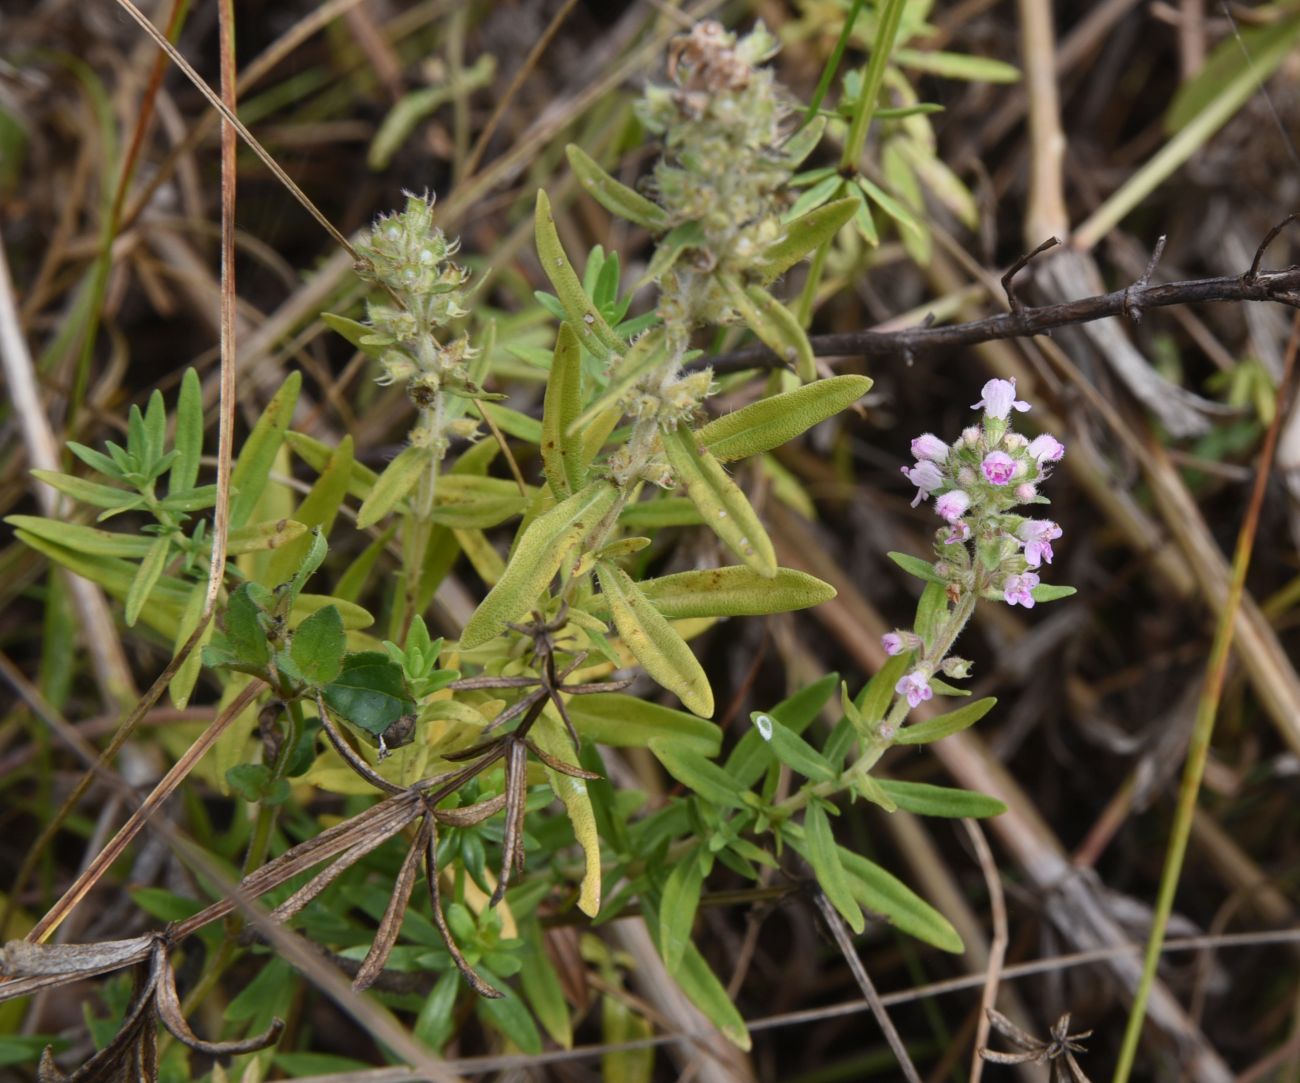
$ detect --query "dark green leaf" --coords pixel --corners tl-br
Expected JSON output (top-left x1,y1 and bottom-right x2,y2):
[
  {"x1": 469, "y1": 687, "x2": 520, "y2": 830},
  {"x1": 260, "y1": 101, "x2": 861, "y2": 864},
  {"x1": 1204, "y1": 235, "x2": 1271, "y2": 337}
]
[{"x1": 321, "y1": 651, "x2": 414, "y2": 737}]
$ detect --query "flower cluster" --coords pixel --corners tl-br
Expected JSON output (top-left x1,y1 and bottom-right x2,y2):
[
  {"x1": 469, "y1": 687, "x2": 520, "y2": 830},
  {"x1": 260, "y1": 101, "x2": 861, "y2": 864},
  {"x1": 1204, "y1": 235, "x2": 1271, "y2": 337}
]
[
  {"x1": 636, "y1": 21, "x2": 793, "y2": 342},
  {"x1": 354, "y1": 193, "x2": 481, "y2": 454},
  {"x1": 886, "y1": 378, "x2": 1067, "y2": 711}
]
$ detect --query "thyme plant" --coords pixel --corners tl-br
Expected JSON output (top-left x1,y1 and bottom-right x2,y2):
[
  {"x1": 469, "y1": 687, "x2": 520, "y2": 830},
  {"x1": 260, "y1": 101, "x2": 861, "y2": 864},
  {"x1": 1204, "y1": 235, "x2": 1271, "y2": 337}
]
[{"x1": 3, "y1": 16, "x2": 1075, "y2": 1076}]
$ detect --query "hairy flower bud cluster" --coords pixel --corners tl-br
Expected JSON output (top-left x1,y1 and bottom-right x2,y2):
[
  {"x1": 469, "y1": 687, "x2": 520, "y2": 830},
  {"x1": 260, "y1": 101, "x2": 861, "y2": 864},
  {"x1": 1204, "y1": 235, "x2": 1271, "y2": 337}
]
[
  {"x1": 354, "y1": 192, "x2": 478, "y2": 410},
  {"x1": 901, "y1": 378, "x2": 1065, "y2": 609},
  {"x1": 637, "y1": 21, "x2": 792, "y2": 339}
]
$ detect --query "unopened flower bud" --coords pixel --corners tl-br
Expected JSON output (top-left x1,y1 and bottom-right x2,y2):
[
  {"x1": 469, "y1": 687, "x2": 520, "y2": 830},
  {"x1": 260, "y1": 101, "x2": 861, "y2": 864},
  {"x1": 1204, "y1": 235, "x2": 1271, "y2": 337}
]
[
  {"x1": 941, "y1": 657, "x2": 973, "y2": 679},
  {"x1": 910, "y1": 433, "x2": 949, "y2": 462}
]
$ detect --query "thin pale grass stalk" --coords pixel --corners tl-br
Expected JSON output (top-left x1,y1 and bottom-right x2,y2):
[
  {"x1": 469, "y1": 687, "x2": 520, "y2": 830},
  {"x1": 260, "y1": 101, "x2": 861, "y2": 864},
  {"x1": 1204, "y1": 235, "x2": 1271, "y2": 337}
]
[
  {"x1": 1016, "y1": 0, "x2": 1069, "y2": 243},
  {"x1": 964, "y1": 819, "x2": 1008, "y2": 1083},
  {"x1": 812, "y1": 891, "x2": 924, "y2": 1083},
  {"x1": 0, "y1": 240, "x2": 134, "y2": 704},
  {"x1": 459, "y1": 0, "x2": 581, "y2": 181},
  {"x1": 6, "y1": 0, "x2": 248, "y2": 950},
  {"x1": 1112, "y1": 312, "x2": 1300, "y2": 1081},
  {"x1": 25, "y1": 681, "x2": 264, "y2": 944},
  {"x1": 109, "y1": 0, "x2": 358, "y2": 259},
  {"x1": 119, "y1": 0, "x2": 372, "y2": 235}
]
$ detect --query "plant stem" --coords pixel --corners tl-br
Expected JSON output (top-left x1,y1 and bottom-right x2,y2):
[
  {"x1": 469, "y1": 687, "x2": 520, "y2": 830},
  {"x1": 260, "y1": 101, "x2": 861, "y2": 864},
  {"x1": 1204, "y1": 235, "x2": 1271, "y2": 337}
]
[{"x1": 840, "y1": 0, "x2": 907, "y2": 170}]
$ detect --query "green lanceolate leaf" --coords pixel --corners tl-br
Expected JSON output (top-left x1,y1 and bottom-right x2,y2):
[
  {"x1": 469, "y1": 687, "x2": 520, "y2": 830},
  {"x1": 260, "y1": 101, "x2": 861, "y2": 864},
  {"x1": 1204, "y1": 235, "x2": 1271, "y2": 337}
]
[
  {"x1": 874, "y1": 779, "x2": 1007, "y2": 819},
  {"x1": 221, "y1": 583, "x2": 272, "y2": 669},
  {"x1": 170, "y1": 368, "x2": 203, "y2": 493},
  {"x1": 356, "y1": 445, "x2": 434, "y2": 530},
  {"x1": 125, "y1": 536, "x2": 170, "y2": 627},
  {"x1": 229, "y1": 371, "x2": 301, "y2": 529},
  {"x1": 752, "y1": 712, "x2": 837, "y2": 782},
  {"x1": 566, "y1": 144, "x2": 670, "y2": 232},
  {"x1": 802, "y1": 803, "x2": 864, "y2": 933},
  {"x1": 727, "y1": 673, "x2": 840, "y2": 788},
  {"x1": 887, "y1": 551, "x2": 946, "y2": 584},
  {"x1": 564, "y1": 693, "x2": 721, "y2": 754},
  {"x1": 459, "y1": 481, "x2": 619, "y2": 649},
  {"x1": 535, "y1": 189, "x2": 625, "y2": 361},
  {"x1": 913, "y1": 580, "x2": 949, "y2": 650},
  {"x1": 321, "y1": 312, "x2": 386, "y2": 360},
  {"x1": 541, "y1": 322, "x2": 585, "y2": 497},
  {"x1": 169, "y1": 581, "x2": 212, "y2": 708},
  {"x1": 718, "y1": 275, "x2": 815, "y2": 382},
  {"x1": 30, "y1": 470, "x2": 143, "y2": 513},
  {"x1": 661, "y1": 426, "x2": 776, "y2": 578},
  {"x1": 893, "y1": 697, "x2": 996, "y2": 745},
  {"x1": 642, "y1": 898, "x2": 751, "y2": 1050},
  {"x1": 838, "y1": 847, "x2": 963, "y2": 953},
  {"x1": 757, "y1": 198, "x2": 858, "y2": 283},
  {"x1": 648, "y1": 740, "x2": 744, "y2": 810},
  {"x1": 1031, "y1": 583, "x2": 1077, "y2": 604},
  {"x1": 856, "y1": 652, "x2": 912, "y2": 728},
  {"x1": 321, "y1": 651, "x2": 414, "y2": 738},
  {"x1": 597, "y1": 560, "x2": 713, "y2": 717},
  {"x1": 5, "y1": 516, "x2": 150, "y2": 558},
  {"x1": 290, "y1": 604, "x2": 346, "y2": 687},
  {"x1": 266, "y1": 436, "x2": 354, "y2": 585},
  {"x1": 778, "y1": 114, "x2": 826, "y2": 167},
  {"x1": 658, "y1": 848, "x2": 711, "y2": 974},
  {"x1": 698, "y1": 375, "x2": 872, "y2": 463}
]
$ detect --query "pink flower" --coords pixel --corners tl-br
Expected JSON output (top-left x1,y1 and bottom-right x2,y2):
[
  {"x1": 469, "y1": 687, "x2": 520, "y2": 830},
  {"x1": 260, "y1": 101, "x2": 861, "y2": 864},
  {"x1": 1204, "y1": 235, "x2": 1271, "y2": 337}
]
[
  {"x1": 882, "y1": 633, "x2": 905, "y2": 656},
  {"x1": 902, "y1": 460, "x2": 944, "y2": 507},
  {"x1": 1017, "y1": 519, "x2": 1062, "y2": 567},
  {"x1": 910, "y1": 433, "x2": 949, "y2": 463},
  {"x1": 981, "y1": 451, "x2": 1016, "y2": 486},
  {"x1": 895, "y1": 671, "x2": 933, "y2": 709},
  {"x1": 943, "y1": 519, "x2": 971, "y2": 544},
  {"x1": 1028, "y1": 433, "x2": 1065, "y2": 463},
  {"x1": 934, "y1": 489, "x2": 971, "y2": 523},
  {"x1": 1014, "y1": 482, "x2": 1038, "y2": 503},
  {"x1": 1003, "y1": 571, "x2": 1040, "y2": 608},
  {"x1": 972, "y1": 378, "x2": 1030, "y2": 419}
]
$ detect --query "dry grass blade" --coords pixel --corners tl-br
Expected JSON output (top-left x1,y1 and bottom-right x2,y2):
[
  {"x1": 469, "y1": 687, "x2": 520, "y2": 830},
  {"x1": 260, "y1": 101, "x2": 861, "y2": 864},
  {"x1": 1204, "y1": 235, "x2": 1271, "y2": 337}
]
[
  {"x1": 424, "y1": 819, "x2": 501, "y2": 999},
  {"x1": 26, "y1": 681, "x2": 265, "y2": 945},
  {"x1": 353, "y1": 817, "x2": 432, "y2": 992},
  {"x1": 964, "y1": 819, "x2": 1008, "y2": 1083},
  {"x1": 812, "y1": 891, "x2": 923, "y2": 1083}
]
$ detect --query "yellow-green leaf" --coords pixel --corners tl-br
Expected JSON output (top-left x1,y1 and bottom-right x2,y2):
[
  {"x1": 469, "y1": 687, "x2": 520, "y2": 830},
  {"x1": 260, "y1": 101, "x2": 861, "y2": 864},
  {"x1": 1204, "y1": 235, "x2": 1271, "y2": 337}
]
[
  {"x1": 125, "y1": 537, "x2": 170, "y2": 628},
  {"x1": 356, "y1": 445, "x2": 434, "y2": 530},
  {"x1": 661, "y1": 427, "x2": 776, "y2": 578},
  {"x1": 229, "y1": 371, "x2": 301, "y2": 529},
  {"x1": 535, "y1": 189, "x2": 624, "y2": 361},
  {"x1": 459, "y1": 481, "x2": 618, "y2": 649},
  {"x1": 698, "y1": 375, "x2": 872, "y2": 462},
  {"x1": 534, "y1": 710, "x2": 602, "y2": 917},
  {"x1": 566, "y1": 144, "x2": 670, "y2": 231},
  {"x1": 719, "y1": 276, "x2": 815, "y2": 382},
  {"x1": 597, "y1": 561, "x2": 713, "y2": 717},
  {"x1": 757, "y1": 198, "x2": 858, "y2": 283},
  {"x1": 588, "y1": 566, "x2": 833, "y2": 621},
  {"x1": 541, "y1": 322, "x2": 585, "y2": 497},
  {"x1": 266, "y1": 436, "x2": 354, "y2": 585},
  {"x1": 564, "y1": 693, "x2": 721, "y2": 754}
]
